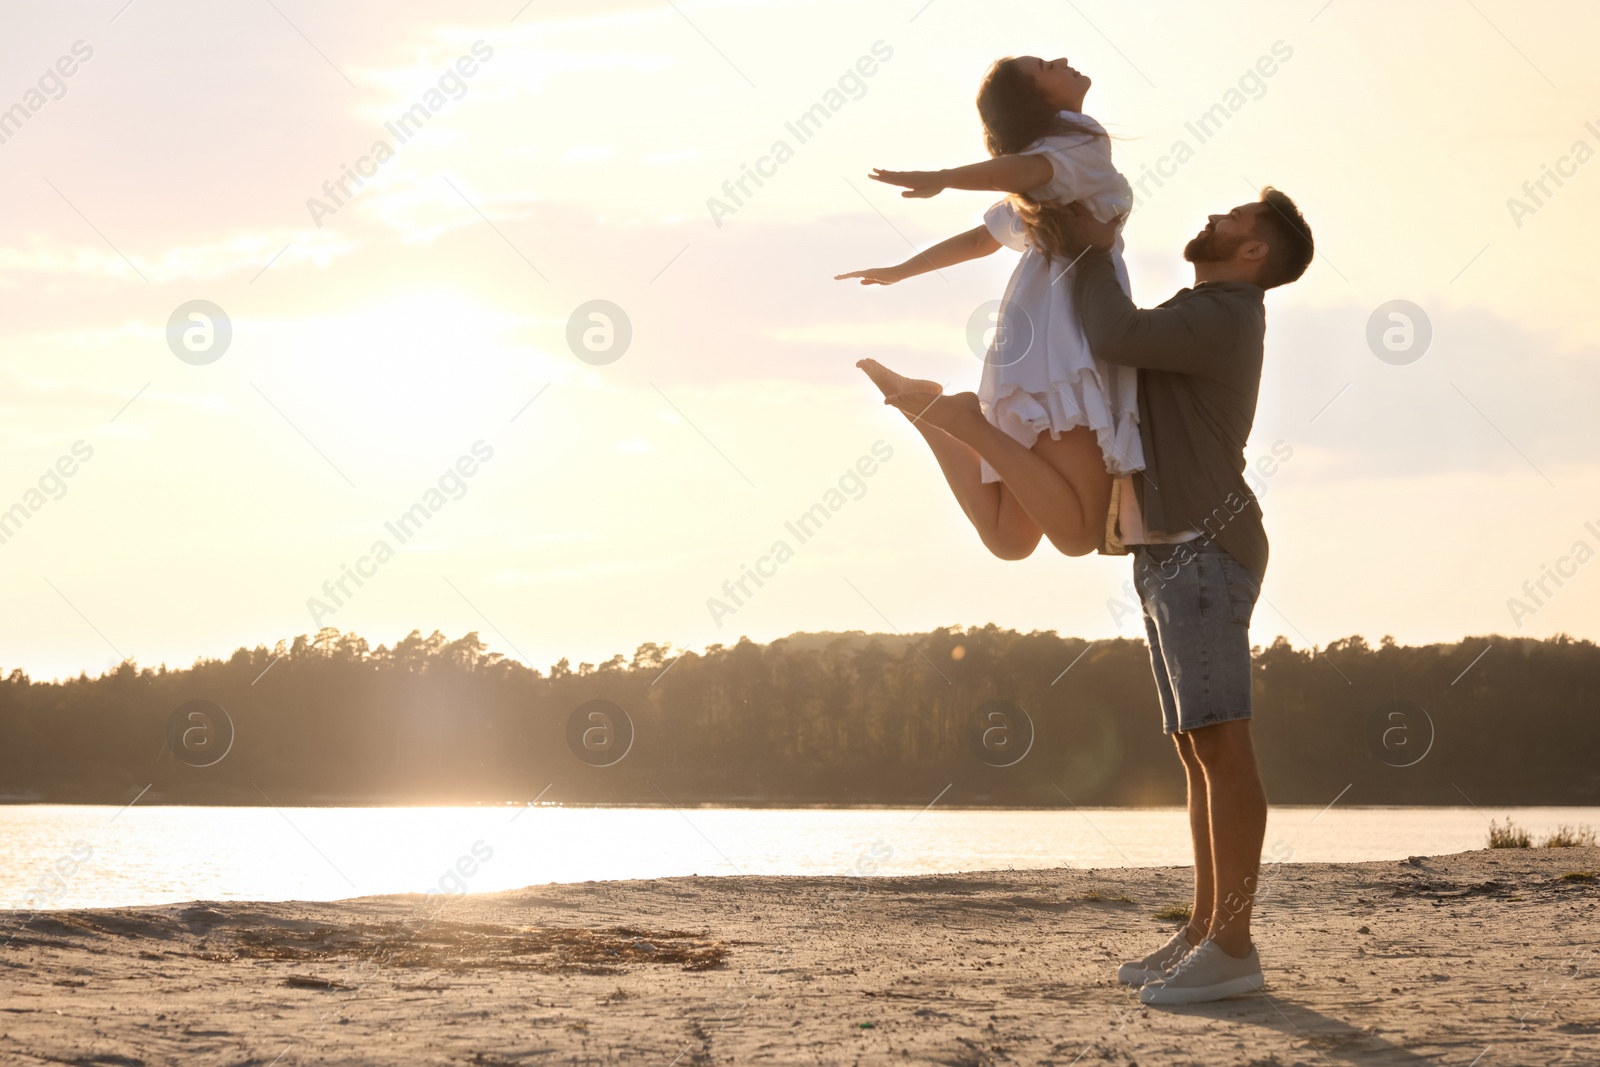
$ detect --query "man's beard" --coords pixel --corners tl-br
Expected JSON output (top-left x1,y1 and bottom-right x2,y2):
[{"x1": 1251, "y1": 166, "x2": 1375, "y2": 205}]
[{"x1": 1183, "y1": 228, "x2": 1249, "y2": 264}]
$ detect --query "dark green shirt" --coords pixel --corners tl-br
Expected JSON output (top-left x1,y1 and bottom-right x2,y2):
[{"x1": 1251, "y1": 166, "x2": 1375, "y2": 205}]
[{"x1": 1073, "y1": 249, "x2": 1270, "y2": 584}]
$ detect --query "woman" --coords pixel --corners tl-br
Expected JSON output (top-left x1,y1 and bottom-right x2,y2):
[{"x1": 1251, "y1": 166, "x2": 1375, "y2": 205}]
[{"x1": 836, "y1": 55, "x2": 1137, "y2": 559}]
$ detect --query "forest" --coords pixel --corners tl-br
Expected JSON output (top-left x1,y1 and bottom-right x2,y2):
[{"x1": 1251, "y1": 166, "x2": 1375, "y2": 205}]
[{"x1": 1, "y1": 626, "x2": 1595, "y2": 807}]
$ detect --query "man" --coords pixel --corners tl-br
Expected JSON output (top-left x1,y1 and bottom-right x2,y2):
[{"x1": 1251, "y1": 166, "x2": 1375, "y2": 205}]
[{"x1": 1063, "y1": 188, "x2": 1315, "y2": 1005}]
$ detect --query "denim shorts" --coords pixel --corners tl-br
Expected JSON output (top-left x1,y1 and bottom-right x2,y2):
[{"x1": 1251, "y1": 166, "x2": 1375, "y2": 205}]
[{"x1": 1132, "y1": 539, "x2": 1259, "y2": 735}]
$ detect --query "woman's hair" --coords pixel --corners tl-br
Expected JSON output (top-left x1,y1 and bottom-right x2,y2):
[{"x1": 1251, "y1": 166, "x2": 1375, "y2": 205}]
[{"x1": 976, "y1": 57, "x2": 1106, "y2": 260}]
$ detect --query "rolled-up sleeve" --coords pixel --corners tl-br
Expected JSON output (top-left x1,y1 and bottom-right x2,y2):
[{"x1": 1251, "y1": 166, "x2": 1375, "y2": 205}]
[
  {"x1": 982, "y1": 198, "x2": 1030, "y2": 252},
  {"x1": 1026, "y1": 135, "x2": 1101, "y2": 199}
]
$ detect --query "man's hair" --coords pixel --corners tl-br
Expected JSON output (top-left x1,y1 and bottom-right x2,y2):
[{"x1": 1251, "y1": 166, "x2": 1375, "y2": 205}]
[{"x1": 1251, "y1": 186, "x2": 1314, "y2": 289}]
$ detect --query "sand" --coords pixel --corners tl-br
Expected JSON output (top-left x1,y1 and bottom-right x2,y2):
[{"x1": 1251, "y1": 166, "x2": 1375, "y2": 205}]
[{"x1": 2, "y1": 848, "x2": 1597, "y2": 1066}]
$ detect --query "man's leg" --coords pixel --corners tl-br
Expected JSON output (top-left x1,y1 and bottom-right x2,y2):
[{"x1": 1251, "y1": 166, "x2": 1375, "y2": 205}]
[
  {"x1": 1136, "y1": 547, "x2": 1267, "y2": 1004},
  {"x1": 1188, "y1": 719, "x2": 1268, "y2": 957},
  {"x1": 1116, "y1": 550, "x2": 1205, "y2": 987},
  {"x1": 1173, "y1": 731, "x2": 1213, "y2": 947}
]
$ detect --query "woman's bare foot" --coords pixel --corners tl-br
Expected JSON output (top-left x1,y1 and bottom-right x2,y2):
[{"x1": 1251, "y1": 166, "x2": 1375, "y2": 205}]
[
  {"x1": 857, "y1": 358, "x2": 942, "y2": 403},
  {"x1": 885, "y1": 390, "x2": 986, "y2": 437}
]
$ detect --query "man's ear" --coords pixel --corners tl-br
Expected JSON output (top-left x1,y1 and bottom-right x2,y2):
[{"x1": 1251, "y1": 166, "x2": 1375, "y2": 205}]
[{"x1": 1240, "y1": 239, "x2": 1270, "y2": 268}]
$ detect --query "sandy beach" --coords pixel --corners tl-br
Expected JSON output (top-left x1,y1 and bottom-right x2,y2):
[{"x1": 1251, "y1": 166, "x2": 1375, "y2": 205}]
[{"x1": 2, "y1": 848, "x2": 1596, "y2": 1066}]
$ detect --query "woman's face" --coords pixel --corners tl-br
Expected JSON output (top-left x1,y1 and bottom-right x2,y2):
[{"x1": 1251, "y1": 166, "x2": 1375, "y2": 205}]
[{"x1": 1019, "y1": 55, "x2": 1091, "y2": 112}]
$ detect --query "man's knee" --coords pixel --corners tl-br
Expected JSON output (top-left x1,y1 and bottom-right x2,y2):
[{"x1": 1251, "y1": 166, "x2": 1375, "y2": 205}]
[
  {"x1": 1184, "y1": 719, "x2": 1253, "y2": 764},
  {"x1": 1172, "y1": 732, "x2": 1202, "y2": 769}
]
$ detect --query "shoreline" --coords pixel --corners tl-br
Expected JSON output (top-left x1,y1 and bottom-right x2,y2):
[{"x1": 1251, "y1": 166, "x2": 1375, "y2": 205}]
[
  {"x1": 4, "y1": 848, "x2": 1596, "y2": 1065},
  {"x1": 6, "y1": 798, "x2": 1600, "y2": 810}
]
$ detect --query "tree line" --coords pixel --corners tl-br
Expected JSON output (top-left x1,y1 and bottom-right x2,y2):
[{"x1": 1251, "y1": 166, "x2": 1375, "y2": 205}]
[{"x1": 1, "y1": 626, "x2": 1595, "y2": 807}]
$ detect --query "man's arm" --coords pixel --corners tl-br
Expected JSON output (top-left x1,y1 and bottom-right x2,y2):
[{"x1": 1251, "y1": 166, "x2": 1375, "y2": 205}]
[{"x1": 1072, "y1": 250, "x2": 1241, "y2": 374}]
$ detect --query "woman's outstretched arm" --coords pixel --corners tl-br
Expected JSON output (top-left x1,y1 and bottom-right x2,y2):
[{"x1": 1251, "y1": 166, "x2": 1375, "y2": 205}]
[
  {"x1": 835, "y1": 224, "x2": 1001, "y2": 285},
  {"x1": 869, "y1": 155, "x2": 1054, "y2": 198}
]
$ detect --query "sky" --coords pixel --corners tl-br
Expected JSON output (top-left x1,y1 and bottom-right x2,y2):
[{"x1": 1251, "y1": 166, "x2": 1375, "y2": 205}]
[{"x1": 2, "y1": 0, "x2": 1599, "y2": 681}]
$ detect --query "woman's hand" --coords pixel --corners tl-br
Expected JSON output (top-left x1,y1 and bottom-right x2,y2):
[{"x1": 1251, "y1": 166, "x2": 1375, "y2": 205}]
[
  {"x1": 868, "y1": 168, "x2": 945, "y2": 198},
  {"x1": 834, "y1": 264, "x2": 906, "y2": 286},
  {"x1": 836, "y1": 224, "x2": 1000, "y2": 286}
]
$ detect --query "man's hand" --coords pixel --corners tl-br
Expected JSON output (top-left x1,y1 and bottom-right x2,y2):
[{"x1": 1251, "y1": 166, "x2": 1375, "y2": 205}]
[
  {"x1": 868, "y1": 168, "x2": 945, "y2": 199},
  {"x1": 834, "y1": 264, "x2": 906, "y2": 286},
  {"x1": 1061, "y1": 201, "x2": 1122, "y2": 252}
]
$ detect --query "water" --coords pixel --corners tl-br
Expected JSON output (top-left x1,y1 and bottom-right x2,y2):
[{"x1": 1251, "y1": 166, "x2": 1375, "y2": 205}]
[{"x1": 4, "y1": 805, "x2": 1596, "y2": 911}]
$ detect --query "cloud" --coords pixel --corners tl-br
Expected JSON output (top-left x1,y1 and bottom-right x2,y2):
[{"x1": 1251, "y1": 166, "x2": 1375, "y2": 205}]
[
  {"x1": 645, "y1": 148, "x2": 702, "y2": 165},
  {"x1": 0, "y1": 230, "x2": 355, "y2": 285},
  {"x1": 355, "y1": 172, "x2": 546, "y2": 244},
  {"x1": 561, "y1": 145, "x2": 616, "y2": 164},
  {"x1": 766, "y1": 318, "x2": 965, "y2": 354},
  {"x1": 1256, "y1": 301, "x2": 1600, "y2": 483}
]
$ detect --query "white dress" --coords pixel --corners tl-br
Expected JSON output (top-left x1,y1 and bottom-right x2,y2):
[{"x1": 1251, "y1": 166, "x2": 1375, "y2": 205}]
[{"x1": 977, "y1": 110, "x2": 1143, "y2": 482}]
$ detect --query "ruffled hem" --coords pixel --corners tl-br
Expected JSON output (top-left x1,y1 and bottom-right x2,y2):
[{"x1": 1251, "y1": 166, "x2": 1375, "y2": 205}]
[
  {"x1": 978, "y1": 370, "x2": 1143, "y2": 483},
  {"x1": 973, "y1": 228, "x2": 1141, "y2": 484}
]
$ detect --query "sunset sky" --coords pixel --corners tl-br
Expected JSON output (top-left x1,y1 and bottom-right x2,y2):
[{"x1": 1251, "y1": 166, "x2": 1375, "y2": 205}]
[{"x1": 2, "y1": 0, "x2": 1598, "y2": 680}]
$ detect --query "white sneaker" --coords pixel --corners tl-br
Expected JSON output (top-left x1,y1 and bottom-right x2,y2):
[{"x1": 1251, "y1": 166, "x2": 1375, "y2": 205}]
[
  {"x1": 1116, "y1": 930, "x2": 1194, "y2": 987},
  {"x1": 1138, "y1": 940, "x2": 1264, "y2": 1005}
]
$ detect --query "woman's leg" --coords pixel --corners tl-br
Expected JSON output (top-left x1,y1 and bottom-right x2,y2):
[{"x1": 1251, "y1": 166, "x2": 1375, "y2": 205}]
[
  {"x1": 858, "y1": 360, "x2": 1042, "y2": 560},
  {"x1": 912, "y1": 421, "x2": 1045, "y2": 561},
  {"x1": 956, "y1": 403, "x2": 1111, "y2": 557},
  {"x1": 861, "y1": 363, "x2": 1112, "y2": 556},
  {"x1": 1021, "y1": 424, "x2": 1115, "y2": 557}
]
